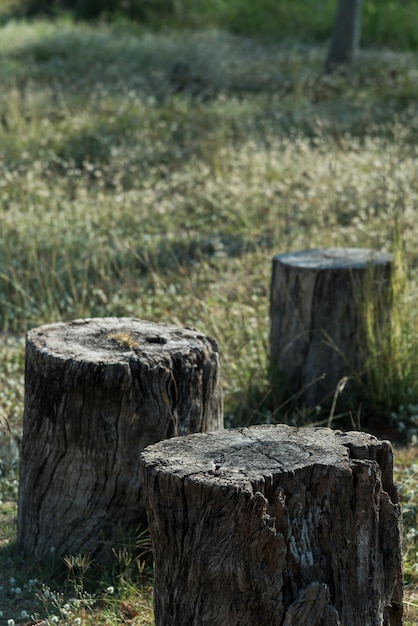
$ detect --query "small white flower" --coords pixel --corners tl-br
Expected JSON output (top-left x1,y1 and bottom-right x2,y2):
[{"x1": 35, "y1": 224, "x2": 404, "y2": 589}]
[
  {"x1": 14, "y1": 587, "x2": 22, "y2": 595},
  {"x1": 73, "y1": 619, "x2": 82, "y2": 625},
  {"x1": 106, "y1": 585, "x2": 115, "y2": 594},
  {"x1": 20, "y1": 610, "x2": 30, "y2": 619},
  {"x1": 8, "y1": 620, "x2": 16, "y2": 626},
  {"x1": 0, "y1": 611, "x2": 3, "y2": 617},
  {"x1": 9, "y1": 577, "x2": 16, "y2": 585}
]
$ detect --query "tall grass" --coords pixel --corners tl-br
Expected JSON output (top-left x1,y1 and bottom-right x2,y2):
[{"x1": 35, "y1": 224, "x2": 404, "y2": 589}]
[
  {"x1": 1, "y1": 22, "x2": 418, "y2": 423},
  {"x1": 357, "y1": 218, "x2": 418, "y2": 436}
]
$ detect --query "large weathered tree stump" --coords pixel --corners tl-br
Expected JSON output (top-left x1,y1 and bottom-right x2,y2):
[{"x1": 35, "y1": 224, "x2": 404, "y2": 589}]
[
  {"x1": 141, "y1": 424, "x2": 403, "y2": 626},
  {"x1": 270, "y1": 248, "x2": 392, "y2": 410},
  {"x1": 17, "y1": 317, "x2": 223, "y2": 558}
]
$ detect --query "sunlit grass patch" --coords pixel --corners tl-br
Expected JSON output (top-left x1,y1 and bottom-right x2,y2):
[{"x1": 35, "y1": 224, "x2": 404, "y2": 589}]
[{"x1": 393, "y1": 449, "x2": 418, "y2": 626}]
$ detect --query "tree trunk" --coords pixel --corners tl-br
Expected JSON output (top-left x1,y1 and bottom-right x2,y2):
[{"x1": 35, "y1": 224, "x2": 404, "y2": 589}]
[
  {"x1": 325, "y1": 0, "x2": 363, "y2": 72},
  {"x1": 269, "y1": 248, "x2": 392, "y2": 412},
  {"x1": 141, "y1": 424, "x2": 403, "y2": 626},
  {"x1": 17, "y1": 317, "x2": 223, "y2": 559}
]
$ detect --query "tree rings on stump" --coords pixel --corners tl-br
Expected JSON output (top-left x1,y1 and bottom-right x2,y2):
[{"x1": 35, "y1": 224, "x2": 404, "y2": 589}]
[
  {"x1": 141, "y1": 424, "x2": 403, "y2": 626},
  {"x1": 17, "y1": 317, "x2": 223, "y2": 558}
]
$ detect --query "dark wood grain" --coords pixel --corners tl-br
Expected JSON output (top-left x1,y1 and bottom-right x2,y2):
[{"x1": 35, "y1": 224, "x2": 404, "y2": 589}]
[
  {"x1": 270, "y1": 248, "x2": 392, "y2": 409},
  {"x1": 17, "y1": 317, "x2": 223, "y2": 558},
  {"x1": 141, "y1": 424, "x2": 403, "y2": 626}
]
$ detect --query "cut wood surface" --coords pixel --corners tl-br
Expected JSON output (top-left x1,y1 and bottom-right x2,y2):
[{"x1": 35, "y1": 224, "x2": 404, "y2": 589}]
[
  {"x1": 141, "y1": 424, "x2": 403, "y2": 626},
  {"x1": 17, "y1": 317, "x2": 223, "y2": 558},
  {"x1": 270, "y1": 247, "x2": 392, "y2": 409}
]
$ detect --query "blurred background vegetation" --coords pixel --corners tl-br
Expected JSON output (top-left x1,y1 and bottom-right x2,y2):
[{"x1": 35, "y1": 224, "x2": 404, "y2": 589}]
[{"x1": 0, "y1": 0, "x2": 417, "y2": 51}]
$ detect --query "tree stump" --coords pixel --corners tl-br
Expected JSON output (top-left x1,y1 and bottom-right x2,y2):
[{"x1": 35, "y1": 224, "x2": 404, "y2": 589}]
[
  {"x1": 141, "y1": 424, "x2": 403, "y2": 626},
  {"x1": 269, "y1": 248, "x2": 392, "y2": 411},
  {"x1": 17, "y1": 317, "x2": 223, "y2": 558}
]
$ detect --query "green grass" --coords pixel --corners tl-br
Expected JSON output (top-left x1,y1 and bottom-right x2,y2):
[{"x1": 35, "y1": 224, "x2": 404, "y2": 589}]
[
  {"x1": 4, "y1": 0, "x2": 418, "y2": 52},
  {"x1": 1, "y1": 12, "x2": 418, "y2": 624}
]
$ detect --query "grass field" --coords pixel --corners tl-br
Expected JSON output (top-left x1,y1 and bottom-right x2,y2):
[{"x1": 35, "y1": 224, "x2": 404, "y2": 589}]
[
  {"x1": 1, "y1": 7, "x2": 418, "y2": 624},
  {"x1": 5, "y1": 0, "x2": 418, "y2": 51}
]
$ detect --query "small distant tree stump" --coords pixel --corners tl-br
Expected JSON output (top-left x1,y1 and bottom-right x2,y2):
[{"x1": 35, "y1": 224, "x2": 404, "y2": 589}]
[
  {"x1": 141, "y1": 424, "x2": 403, "y2": 626},
  {"x1": 17, "y1": 317, "x2": 223, "y2": 558},
  {"x1": 269, "y1": 248, "x2": 392, "y2": 410}
]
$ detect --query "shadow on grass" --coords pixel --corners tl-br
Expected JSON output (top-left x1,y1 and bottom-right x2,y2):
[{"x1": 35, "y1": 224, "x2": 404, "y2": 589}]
[
  {"x1": 2, "y1": 21, "x2": 416, "y2": 138},
  {"x1": 0, "y1": 528, "x2": 153, "y2": 622}
]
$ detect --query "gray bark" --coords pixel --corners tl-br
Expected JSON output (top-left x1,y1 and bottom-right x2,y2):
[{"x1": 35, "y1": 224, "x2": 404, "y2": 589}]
[
  {"x1": 17, "y1": 317, "x2": 223, "y2": 558},
  {"x1": 141, "y1": 424, "x2": 403, "y2": 626},
  {"x1": 326, "y1": 0, "x2": 363, "y2": 72},
  {"x1": 269, "y1": 248, "x2": 392, "y2": 411}
]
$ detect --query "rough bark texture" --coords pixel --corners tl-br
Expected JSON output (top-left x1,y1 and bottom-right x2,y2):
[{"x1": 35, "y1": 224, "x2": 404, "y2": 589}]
[
  {"x1": 17, "y1": 317, "x2": 223, "y2": 558},
  {"x1": 326, "y1": 0, "x2": 363, "y2": 72},
  {"x1": 141, "y1": 424, "x2": 403, "y2": 626},
  {"x1": 269, "y1": 248, "x2": 392, "y2": 410}
]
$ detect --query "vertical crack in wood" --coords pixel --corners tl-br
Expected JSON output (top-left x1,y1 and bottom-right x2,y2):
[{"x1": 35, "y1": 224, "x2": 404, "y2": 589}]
[{"x1": 142, "y1": 426, "x2": 403, "y2": 625}]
